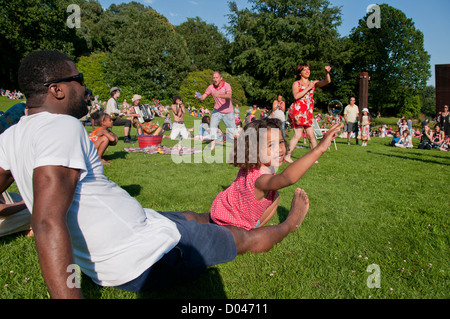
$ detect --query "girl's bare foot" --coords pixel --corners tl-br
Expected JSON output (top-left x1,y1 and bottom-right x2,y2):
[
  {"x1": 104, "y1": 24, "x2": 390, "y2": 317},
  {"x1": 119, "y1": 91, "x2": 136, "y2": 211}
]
[{"x1": 285, "y1": 188, "x2": 309, "y2": 232}]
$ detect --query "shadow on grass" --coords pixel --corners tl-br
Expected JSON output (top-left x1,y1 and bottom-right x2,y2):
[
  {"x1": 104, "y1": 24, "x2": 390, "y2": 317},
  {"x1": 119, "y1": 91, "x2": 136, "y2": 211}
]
[
  {"x1": 81, "y1": 267, "x2": 228, "y2": 299},
  {"x1": 368, "y1": 150, "x2": 450, "y2": 166},
  {"x1": 121, "y1": 184, "x2": 142, "y2": 197},
  {"x1": 276, "y1": 206, "x2": 290, "y2": 224},
  {"x1": 104, "y1": 150, "x2": 128, "y2": 161}
]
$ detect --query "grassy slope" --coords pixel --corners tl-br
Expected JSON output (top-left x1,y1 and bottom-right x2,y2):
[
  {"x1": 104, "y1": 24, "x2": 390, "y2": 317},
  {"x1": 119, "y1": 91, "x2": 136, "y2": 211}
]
[{"x1": 1, "y1": 97, "x2": 448, "y2": 299}]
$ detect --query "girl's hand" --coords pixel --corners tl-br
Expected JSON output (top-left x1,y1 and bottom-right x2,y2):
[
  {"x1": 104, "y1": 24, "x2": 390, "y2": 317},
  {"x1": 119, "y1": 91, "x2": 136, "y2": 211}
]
[
  {"x1": 325, "y1": 65, "x2": 331, "y2": 73},
  {"x1": 317, "y1": 122, "x2": 344, "y2": 152}
]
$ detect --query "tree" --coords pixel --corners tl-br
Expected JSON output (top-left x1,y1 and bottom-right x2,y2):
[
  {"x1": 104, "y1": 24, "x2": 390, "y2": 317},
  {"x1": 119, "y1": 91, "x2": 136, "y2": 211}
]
[
  {"x1": 346, "y1": 4, "x2": 431, "y2": 117},
  {"x1": 225, "y1": 0, "x2": 346, "y2": 108},
  {"x1": 420, "y1": 85, "x2": 436, "y2": 117},
  {"x1": 0, "y1": 0, "x2": 79, "y2": 88},
  {"x1": 103, "y1": 3, "x2": 191, "y2": 101},
  {"x1": 175, "y1": 17, "x2": 229, "y2": 72},
  {"x1": 76, "y1": 52, "x2": 110, "y2": 101}
]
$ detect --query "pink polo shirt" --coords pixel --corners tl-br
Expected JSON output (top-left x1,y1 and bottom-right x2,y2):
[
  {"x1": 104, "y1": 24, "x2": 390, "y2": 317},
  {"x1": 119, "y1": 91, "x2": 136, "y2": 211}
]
[
  {"x1": 210, "y1": 168, "x2": 278, "y2": 230},
  {"x1": 204, "y1": 81, "x2": 233, "y2": 114}
]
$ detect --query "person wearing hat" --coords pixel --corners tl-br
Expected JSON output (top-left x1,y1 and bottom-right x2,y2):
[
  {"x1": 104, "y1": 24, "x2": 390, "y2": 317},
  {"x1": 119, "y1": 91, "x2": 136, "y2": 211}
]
[
  {"x1": 124, "y1": 94, "x2": 142, "y2": 122},
  {"x1": 360, "y1": 107, "x2": 371, "y2": 147},
  {"x1": 105, "y1": 87, "x2": 135, "y2": 143}
]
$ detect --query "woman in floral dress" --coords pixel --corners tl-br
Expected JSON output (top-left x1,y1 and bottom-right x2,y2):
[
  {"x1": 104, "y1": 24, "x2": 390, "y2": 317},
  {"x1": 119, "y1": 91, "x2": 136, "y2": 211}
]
[{"x1": 284, "y1": 64, "x2": 332, "y2": 163}]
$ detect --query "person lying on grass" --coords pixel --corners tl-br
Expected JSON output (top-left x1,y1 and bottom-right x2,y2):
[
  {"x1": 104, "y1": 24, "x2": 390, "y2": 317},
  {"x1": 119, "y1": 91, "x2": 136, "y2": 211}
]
[
  {"x1": 0, "y1": 50, "x2": 319, "y2": 299},
  {"x1": 184, "y1": 118, "x2": 343, "y2": 230},
  {"x1": 88, "y1": 112, "x2": 118, "y2": 165}
]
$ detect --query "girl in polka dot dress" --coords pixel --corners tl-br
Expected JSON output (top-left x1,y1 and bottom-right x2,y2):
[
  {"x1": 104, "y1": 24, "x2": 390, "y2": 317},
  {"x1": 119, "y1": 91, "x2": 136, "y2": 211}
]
[{"x1": 209, "y1": 118, "x2": 343, "y2": 230}]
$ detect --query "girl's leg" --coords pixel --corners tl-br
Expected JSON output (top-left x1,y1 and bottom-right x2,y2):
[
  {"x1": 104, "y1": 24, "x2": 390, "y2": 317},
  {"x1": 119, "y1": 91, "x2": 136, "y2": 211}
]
[
  {"x1": 284, "y1": 127, "x2": 303, "y2": 163},
  {"x1": 258, "y1": 194, "x2": 280, "y2": 227},
  {"x1": 182, "y1": 211, "x2": 211, "y2": 223},
  {"x1": 183, "y1": 188, "x2": 310, "y2": 254},
  {"x1": 94, "y1": 136, "x2": 111, "y2": 164},
  {"x1": 226, "y1": 188, "x2": 309, "y2": 254}
]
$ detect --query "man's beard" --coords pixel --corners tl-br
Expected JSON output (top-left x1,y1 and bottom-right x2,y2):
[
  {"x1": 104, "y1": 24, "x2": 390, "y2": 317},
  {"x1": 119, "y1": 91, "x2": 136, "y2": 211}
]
[{"x1": 68, "y1": 88, "x2": 89, "y2": 119}]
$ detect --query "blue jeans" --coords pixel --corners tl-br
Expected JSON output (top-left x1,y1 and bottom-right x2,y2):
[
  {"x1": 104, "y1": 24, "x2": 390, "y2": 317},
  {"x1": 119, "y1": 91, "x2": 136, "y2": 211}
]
[
  {"x1": 210, "y1": 110, "x2": 236, "y2": 142},
  {"x1": 115, "y1": 211, "x2": 237, "y2": 293}
]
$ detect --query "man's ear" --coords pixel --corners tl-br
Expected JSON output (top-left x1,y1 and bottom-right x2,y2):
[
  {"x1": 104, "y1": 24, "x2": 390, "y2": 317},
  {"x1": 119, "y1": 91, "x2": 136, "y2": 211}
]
[{"x1": 48, "y1": 84, "x2": 66, "y2": 100}]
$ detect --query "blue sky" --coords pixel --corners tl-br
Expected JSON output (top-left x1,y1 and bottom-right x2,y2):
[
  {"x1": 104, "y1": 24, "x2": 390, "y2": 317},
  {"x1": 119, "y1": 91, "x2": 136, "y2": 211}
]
[{"x1": 98, "y1": 0, "x2": 449, "y2": 86}]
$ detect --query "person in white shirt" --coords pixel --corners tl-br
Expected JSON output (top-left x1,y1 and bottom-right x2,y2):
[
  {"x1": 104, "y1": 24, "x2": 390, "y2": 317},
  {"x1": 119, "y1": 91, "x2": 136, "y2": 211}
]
[
  {"x1": 0, "y1": 51, "x2": 309, "y2": 298},
  {"x1": 105, "y1": 87, "x2": 134, "y2": 143},
  {"x1": 343, "y1": 97, "x2": 360, "y2": 145}
]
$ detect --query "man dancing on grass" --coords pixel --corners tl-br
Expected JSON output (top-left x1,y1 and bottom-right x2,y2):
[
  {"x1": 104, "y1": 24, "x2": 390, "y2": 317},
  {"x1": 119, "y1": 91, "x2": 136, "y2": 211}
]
[{"x1": 0, "y1": 51, "x2": 340, "y2": 298}]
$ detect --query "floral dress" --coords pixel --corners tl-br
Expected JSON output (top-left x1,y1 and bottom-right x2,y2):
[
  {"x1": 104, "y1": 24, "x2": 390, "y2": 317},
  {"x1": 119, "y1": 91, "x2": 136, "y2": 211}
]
[
  {"x1": 361, "y1": 115, "x2": 371, "y2": 140},
  {"x1": 289, "y1": 82, "x2": 315, "y2": 128}
]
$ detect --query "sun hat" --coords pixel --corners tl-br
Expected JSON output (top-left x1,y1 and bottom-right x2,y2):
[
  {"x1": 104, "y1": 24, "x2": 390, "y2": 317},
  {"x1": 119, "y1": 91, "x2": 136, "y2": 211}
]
[
  {"x1": 362, "y1": 108, "x2": 369, "y2": 113},
  {"x1": 132, "y1": 94, "x2": 142, "y2": 102}
]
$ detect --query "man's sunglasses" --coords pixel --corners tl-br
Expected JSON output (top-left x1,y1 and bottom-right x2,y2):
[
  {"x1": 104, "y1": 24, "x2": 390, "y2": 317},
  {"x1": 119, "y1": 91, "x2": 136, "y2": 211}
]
[{"x1": 43, "y1": 73, "x2": 84, "y2": 87}]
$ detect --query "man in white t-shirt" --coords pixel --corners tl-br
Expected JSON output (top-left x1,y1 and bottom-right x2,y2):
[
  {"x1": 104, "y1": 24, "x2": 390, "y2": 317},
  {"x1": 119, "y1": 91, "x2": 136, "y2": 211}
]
[
  {"x1": 0, "y1": 51, "x2": 308, "y2": 298},
  {"x1": 343, "y1": 97, "x2": 360, "y2": 145}
]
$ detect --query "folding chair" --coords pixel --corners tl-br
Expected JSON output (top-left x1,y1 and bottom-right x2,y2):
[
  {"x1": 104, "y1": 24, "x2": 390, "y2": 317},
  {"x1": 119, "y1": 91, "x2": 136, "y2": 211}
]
[{"x1": 313, "y1": 119, "x2": 337, "y2": 150}]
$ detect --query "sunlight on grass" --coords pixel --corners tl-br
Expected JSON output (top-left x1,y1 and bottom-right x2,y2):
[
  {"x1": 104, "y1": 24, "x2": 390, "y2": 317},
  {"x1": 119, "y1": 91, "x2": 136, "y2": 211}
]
[{"x1": 0, "y1": 99, "x2": 448, "y2": 299}]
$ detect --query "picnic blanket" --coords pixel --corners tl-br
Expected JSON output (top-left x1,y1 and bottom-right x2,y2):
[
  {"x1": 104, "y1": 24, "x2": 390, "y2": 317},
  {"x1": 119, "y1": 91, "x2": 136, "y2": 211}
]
[{"x1": 124, "y1": 145, "x2": 202, "y2": 155}]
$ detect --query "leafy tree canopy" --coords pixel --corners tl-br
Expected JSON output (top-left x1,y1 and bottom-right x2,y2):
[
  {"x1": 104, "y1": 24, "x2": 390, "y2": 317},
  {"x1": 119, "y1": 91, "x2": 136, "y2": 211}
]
[
  {"x1": 225, "y1": 0, "x2": 346, "y2": 108},
  {"x1": 175, "y1": 17, "x2": 229, "y2": 72},
  {"x1": 346, "y1": 4, "x2": 431, "y2": 116}
]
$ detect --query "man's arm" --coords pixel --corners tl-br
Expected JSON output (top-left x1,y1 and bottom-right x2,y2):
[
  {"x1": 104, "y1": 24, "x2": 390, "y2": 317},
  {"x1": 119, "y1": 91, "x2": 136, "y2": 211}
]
[
  {"x1": 0, "y1": 166, "x2": 14, "y2": 194},
  {"x1": 32, "y1": 165, "x2": 83, "y2": 299},
  {"x1": 0, "y1": 200, "x2": 27, "y2": 217},
  {"x1": 195, "y1": 92, "x2": 209, "y2": 102}
]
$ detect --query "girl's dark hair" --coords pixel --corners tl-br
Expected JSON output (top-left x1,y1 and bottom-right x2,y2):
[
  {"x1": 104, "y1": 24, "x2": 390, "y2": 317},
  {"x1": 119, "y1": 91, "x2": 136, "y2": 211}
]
[
  {"x1": 232, "y1": 118, "x2": 288, "y2": 171},
  {"x1": 91, "y1": 111, "x2": 110, "y2": 124},
  {"x1": 201, "y1": 115, "x2": 210, "y2": 124}
]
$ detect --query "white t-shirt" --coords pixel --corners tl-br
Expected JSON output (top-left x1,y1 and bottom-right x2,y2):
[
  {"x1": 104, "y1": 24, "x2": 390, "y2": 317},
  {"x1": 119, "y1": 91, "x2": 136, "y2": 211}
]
[
  {"x1": 344, "y1": 105, "x2": 359, "y2": 123},
  {"x1": 105, "y1": 97, "x2": 119, "y2": 115},
  {"x1": 0, "y1": 112, "x2": 181, "y2": 286}
]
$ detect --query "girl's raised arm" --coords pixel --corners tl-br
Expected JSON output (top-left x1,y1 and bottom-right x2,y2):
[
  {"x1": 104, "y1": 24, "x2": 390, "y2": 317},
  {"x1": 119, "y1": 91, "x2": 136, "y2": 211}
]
[{"x1": 256, "y1": 123, "x2": 343, "y2": 192}]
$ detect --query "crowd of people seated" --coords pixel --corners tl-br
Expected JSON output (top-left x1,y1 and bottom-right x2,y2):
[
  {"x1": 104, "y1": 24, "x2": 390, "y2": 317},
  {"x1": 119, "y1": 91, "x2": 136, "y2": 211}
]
[{"x1": 0, "y1": 88, "x2": 23, "y2": 100}]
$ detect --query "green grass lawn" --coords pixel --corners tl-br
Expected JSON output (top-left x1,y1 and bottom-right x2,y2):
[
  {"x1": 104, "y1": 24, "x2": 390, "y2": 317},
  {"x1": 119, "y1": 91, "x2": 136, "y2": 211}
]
[{"x1": 0, "y1": 97, "x2": 449, "y2": 299}]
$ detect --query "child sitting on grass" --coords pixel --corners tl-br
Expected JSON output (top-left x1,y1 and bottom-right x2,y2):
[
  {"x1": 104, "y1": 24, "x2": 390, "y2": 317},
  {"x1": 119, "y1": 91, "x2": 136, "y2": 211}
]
[
  {"x1": 132, "y1": 118, "x2": 164, "y2": 136},
  {"x1": 208, "y1": 118, "x2": 343, "y2": 230},
  {"x1": 89, "y1": 113, "x2": 118, "y2": 165}
]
